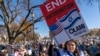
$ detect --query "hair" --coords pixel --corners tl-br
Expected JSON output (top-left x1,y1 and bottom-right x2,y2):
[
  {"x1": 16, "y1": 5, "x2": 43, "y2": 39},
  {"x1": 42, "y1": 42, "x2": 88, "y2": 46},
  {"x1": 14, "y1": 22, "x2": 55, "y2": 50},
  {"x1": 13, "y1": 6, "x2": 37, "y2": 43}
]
[
  {"x1": 59, "y1": 43, "x2": 64, "y2": 49},
  {"x1": 64, "y1": 39, "x2": 80, "y2": 56}
]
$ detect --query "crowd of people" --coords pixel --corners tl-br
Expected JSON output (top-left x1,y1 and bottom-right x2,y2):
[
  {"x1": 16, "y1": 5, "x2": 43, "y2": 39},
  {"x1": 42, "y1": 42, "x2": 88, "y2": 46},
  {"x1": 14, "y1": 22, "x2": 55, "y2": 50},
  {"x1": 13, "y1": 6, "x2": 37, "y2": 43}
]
[
  {"x1": 0, "y1": 38, "x2": 100, "y2": 56},
  {"x1": 47, "y1": 39, "x2": 100, "y2": 56}
]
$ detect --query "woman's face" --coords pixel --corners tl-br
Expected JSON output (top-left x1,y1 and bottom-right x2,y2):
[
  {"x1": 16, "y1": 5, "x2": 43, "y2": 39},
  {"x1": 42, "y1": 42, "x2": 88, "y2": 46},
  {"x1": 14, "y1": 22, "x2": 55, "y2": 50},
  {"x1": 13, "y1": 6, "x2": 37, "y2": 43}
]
[{"x1": 66, "y1": 41, "x2": 76, "y2": 53}]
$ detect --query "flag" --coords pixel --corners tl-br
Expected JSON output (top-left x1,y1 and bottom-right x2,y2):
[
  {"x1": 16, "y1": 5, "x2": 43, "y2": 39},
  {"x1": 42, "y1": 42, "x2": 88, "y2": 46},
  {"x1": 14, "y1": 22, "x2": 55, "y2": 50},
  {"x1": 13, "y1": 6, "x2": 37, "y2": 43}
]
[
  {"x1": 49, "y1": 21, "x2": 63, "y2": 35},
  {"x1": 59, "y1": 9, "x2": 81, "y2": 29}
]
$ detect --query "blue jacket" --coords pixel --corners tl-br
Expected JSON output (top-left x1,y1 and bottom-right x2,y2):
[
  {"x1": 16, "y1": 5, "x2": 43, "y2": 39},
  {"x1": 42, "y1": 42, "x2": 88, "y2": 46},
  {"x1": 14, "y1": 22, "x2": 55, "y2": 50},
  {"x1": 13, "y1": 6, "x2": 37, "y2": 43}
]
[{"x1": 57, "y1": 49, "x2": 87, "y2": 56}]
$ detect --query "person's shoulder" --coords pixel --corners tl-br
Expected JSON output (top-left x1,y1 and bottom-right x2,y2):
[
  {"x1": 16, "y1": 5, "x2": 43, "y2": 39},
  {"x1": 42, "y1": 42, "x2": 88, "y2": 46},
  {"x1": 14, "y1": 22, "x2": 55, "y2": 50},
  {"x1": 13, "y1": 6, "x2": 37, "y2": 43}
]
[{"x1": 79, "y1": 50, "x2": 90, "y2": 56}]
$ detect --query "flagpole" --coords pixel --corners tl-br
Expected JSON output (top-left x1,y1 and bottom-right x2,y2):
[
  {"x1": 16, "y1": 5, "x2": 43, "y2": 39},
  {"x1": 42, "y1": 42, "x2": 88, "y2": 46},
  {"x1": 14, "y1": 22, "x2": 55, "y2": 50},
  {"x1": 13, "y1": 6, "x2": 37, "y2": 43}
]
[
  {"x1": 50, "y1": 31, "x2": 59, "y2": 45},
  {"x1": 56, "y1": 18, "x2": 72, "y2": 40}
]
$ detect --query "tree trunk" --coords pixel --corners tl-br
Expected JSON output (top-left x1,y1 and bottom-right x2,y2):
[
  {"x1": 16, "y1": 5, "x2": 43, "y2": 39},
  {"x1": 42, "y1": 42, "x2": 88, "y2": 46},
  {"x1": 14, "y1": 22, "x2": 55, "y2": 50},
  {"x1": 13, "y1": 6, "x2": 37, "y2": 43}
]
[{"x1": 9, "y1": 37, "x2": 14, "y2": 44}]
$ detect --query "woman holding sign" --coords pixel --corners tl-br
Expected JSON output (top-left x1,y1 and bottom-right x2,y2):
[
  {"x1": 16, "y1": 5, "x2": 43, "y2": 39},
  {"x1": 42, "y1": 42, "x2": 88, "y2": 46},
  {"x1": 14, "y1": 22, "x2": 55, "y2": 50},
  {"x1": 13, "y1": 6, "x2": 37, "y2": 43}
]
[{"x1": 57, "y1": 39, "x2": 89, "y2": 56}]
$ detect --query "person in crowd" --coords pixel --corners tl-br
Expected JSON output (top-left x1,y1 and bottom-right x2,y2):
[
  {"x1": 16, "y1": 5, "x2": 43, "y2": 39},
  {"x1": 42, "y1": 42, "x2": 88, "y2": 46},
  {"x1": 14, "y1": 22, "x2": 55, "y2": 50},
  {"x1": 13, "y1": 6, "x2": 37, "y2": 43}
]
[
  {"x1": 40, "y1": 51, "x2": 46, "y2": 56},
  {"x1": 14, "y1": 49, "x2": 21, "y2": 56},
  {"x1": 6, "y1": 44, "x2": 15, "y2": 56},
  {"x1": 78, "y1": 42, "x2": 86, "y2": 51},
  {"x1": 48, "y1": 40, "x2": 57, "y2": 56},
  {"x1": 96, "y1": 43, "x2": 100, "y2": 52},
  {"x1": 95, "y1": 51, "x2": 100, "y2": 56},
  {"x1": 86, "y1": 44, "x2": 97, "y2": 56},
  {"x1": 59, "y1": 43, "x2": 65, "y2": 49},
  {"x1": 56, "y1": 43, "x2": 65, "y2": 56},
  {"x1": 39, "y1": 43, "x2": 43, "y2": 56},
  {"x1": 32, "y1": 43, "x2": 39, "y2": 56},
  {"x1": 18, "y1": 45, "x2": 26, "y2": 56},
  {"x1": 27, "y1": 46, "x2": 33, "y2": 56},
  {"x1": 57, "y1": 39, "x2": 89, "y2": 56}
]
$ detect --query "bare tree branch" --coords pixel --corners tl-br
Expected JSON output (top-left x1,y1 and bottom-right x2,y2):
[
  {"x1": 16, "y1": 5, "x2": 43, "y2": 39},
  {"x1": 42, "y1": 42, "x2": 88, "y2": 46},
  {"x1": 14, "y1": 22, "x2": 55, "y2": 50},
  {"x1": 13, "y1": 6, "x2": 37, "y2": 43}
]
[
  {"x1": 16, "y1": 4, "x2": 41, "y2": 34},
  {"x1": 2, "y1": 0, "x2": 9, "y2": 19}
]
